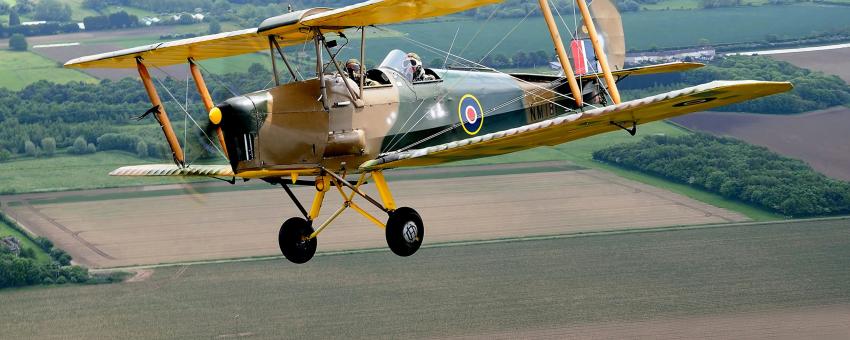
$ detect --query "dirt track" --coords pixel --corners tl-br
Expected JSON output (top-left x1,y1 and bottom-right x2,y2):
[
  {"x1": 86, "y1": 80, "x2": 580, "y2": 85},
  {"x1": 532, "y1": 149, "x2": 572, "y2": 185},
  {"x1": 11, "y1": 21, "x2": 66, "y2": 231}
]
[{"x1": 3, "y1": 164, "x2": 746, "y2": 268}]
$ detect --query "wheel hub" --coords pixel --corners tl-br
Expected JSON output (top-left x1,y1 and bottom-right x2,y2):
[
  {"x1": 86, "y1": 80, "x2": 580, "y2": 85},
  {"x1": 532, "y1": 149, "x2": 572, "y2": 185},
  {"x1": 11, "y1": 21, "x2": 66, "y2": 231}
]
[{"x1": 402, "y1": 221, "x2": 418, "y2": 243}]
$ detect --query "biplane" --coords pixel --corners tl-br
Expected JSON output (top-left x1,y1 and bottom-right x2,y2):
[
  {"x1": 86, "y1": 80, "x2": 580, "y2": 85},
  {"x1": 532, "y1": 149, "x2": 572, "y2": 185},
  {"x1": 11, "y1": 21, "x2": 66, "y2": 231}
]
[{"x1": 65, "y1": 0, "x2": 792, "y2": 264}]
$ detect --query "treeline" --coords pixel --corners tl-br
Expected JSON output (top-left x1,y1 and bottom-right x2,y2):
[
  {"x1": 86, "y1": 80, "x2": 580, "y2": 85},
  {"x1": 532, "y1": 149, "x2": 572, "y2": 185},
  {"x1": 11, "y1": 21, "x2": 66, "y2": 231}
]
[
  {"x1": 621, "y1": 55, "x2": 850, "y2": 114},
  {"x1": 0, "y1": 66, "x2": 271, "y2": 161},
  {"x1": 0, "y1": 213, "x2": 124, "y2": 289},
  {"x1": 593, "y1": 134, "x2": 850, "y2": 217}
]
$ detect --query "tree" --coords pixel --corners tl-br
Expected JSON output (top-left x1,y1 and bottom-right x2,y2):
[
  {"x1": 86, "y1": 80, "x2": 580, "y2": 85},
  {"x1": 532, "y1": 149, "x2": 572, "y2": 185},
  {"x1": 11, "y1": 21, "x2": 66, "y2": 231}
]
[
  {"x1": 86, "y1": 143, "x2": 97, "y2": 154},
  {"x1": 71, "y1": 136, "x2": 88, "y2": 154},
  {"x1": 24, "y1": 140, "x2": 38, "y2": 157},
  {"x1": 41, "y1": 137, "x2": 55, "y2": 156},
  {"x1": 82, "y1": 0, "x2": 106, "y2": 11},
  {"x1": 136, "y1": 140, "x2": 148, "y2": 158},
  {"x1": 208, "y1": 20, "x2": 221, "y2": 34},
  {"x1": 14, "y1": 0, "x2": 34, "y2": 14},
  {"x1": 33, "y1": 0, "x2": 72, "y2": 22},
  {"x1": 9, "y1": 33, "x2": 27, "y2": 51},
  {"x1": 0, "y1": 148, "x2": 10, "y2": 162},
  {"x1": 8, "y1": 10, "x2": 20, "y2": 26}
]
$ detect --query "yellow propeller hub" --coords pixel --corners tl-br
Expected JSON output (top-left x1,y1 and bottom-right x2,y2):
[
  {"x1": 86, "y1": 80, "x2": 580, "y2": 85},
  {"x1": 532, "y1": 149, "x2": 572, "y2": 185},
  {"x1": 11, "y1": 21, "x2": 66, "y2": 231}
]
[{"x1": 209, "y1": 107, "x2": 222, "y2": 125}]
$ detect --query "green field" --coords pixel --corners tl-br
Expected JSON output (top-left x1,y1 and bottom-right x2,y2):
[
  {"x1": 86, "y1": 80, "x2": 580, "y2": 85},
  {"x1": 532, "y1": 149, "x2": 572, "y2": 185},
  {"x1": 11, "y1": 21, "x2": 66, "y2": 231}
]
[
  {"x1": 0, "y1": 50, "x2": 96, "y2": 90},
  {"x1": 0, "y1": 218, "x2": 50, "y2": 263},
  {"x1": 0, "y1": 0, "x2": 157, "y2": 24},
  {"x1": 364, "y1": 4, "x2": 850, "y2": 62},
  {"x1": 0, "y1": 151, "x2": 207, "y2": 194},
  {"x1": 0, "y1": 218, "x2": 847, "y2": 338}
]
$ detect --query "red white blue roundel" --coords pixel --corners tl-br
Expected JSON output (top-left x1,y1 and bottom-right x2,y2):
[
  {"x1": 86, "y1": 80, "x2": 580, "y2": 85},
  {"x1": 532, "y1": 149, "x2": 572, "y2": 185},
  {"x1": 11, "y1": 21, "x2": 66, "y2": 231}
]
[{"x1": 458, "y1": 94, "x2": 484, "y2": 135}]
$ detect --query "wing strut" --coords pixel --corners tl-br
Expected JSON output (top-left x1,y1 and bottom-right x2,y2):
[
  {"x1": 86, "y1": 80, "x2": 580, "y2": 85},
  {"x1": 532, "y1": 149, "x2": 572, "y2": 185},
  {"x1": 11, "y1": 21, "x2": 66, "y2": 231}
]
[
  {"x1": 577, "y1": 0, "x2": 622, "y2": 104},
  {"x1": 538, "y1": 0, "x2": 583, "y2": 107},
  {"x1": 188, "y1": 58, "x2": 228, "y2": 158},
  {"x1": 136, "y1": 57, "x2": 185, "y2": 167}
]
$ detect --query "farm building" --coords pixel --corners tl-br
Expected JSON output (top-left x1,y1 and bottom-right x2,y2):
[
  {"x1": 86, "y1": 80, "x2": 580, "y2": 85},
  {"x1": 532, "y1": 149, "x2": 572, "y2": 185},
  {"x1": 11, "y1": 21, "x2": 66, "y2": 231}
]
[{"x1": 1, "y1": 236, "x2": 21, "y2": 256}]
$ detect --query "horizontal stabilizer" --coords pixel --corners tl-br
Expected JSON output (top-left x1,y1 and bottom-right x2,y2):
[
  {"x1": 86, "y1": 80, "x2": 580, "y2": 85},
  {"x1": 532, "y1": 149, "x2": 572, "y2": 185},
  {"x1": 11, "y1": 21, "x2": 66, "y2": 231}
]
[
  {"x1": 361, "y1": 80, "x2": 793, "y2": 170},
  {"x1": 110, "y1": 164, "x2": 234, "y2": 177}
]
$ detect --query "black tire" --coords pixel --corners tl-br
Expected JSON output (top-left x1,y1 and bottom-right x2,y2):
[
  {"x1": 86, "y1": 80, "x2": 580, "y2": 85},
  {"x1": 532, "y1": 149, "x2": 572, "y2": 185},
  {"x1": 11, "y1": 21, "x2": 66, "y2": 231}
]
[
  {"x1": 278, "y1": 217, "x2": 317, "y2": 264},
  {"x1": 385, "y1": 207, "x2": 424, "y2": 257}
]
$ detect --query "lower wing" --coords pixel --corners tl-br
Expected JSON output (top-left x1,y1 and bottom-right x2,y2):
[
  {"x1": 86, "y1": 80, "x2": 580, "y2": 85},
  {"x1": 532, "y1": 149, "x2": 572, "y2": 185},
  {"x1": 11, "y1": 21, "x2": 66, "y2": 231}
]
[{"x1": 360, "y1": 80, "x2": 793, "y2": 170}]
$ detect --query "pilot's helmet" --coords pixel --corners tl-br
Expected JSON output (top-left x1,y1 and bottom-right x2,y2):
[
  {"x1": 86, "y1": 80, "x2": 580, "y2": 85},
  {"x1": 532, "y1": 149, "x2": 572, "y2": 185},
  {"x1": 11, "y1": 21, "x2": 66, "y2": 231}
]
[
  {"x1": 405, "y1": 52, "x2": 423, "y2": 78},
  {"x1": 345, "y1": 59, "x2": 361, "y2": 73}
]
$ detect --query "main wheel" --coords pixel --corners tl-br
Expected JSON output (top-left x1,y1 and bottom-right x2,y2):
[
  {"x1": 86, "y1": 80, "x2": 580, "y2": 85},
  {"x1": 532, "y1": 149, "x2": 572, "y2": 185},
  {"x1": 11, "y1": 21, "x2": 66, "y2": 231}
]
[
  {"x1": 385, "y1": 207, "x2": 424, "y2": 257},
  {"x1": 278, "y1": 217, "x2": 317, "y2": 264}
]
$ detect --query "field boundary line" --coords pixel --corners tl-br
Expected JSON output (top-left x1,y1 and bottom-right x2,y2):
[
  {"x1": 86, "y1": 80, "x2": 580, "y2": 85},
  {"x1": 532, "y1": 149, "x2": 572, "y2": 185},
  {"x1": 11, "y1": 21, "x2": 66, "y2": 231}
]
[{"x1": 93, "y1": 216, "x2": 850, "y2": 272}]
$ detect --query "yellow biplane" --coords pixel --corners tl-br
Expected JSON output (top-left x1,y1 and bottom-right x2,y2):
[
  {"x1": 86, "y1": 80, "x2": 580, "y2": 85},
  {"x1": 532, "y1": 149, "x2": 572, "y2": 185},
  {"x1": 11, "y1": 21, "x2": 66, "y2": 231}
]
[{"x1": 65, "y1": 0, "x2": 792, "y2": 263}]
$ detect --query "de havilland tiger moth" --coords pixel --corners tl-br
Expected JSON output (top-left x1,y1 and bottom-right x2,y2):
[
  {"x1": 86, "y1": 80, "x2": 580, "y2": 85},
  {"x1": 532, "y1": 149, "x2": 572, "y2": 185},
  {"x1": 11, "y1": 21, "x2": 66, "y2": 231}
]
[{"x1": 64, "y1": 0, "x2": 793, "y2": 264}]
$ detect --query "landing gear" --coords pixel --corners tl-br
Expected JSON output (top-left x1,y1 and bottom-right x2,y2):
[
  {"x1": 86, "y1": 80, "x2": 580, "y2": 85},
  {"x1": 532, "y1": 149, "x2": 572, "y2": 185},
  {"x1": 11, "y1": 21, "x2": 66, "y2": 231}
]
[
  {"x1": 386, "y1": 207, "x2": 424, "y2": 257},
  {"x1": 275, "y1": 169, "x2": 424, "y2": 264},
  {"x1": 278, "y1": 217, "x2": 317, "y2": 264}
]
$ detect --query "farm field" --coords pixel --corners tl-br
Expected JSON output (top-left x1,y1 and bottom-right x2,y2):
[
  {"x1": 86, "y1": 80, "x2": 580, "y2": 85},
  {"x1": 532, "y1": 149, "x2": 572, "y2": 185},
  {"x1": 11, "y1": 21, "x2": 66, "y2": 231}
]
[
  {"x1": 671, "y1": 46, "x2": 850, "y2": 182},
  {"x1": 0, "y1": 151, "x2": 208, "y2": 194},
  {"x1": 772, "y1": 46, "x2": 850, "y2": 83},
  {"x1": 2, "y1": 163, "x2": 748, "y2": 268},
  {"x1": 0, "y1": 218, "x2": 848, "y2": 338},
  {"x1": 0, "y1": 50, "x2": 95, "y2": 90},
  {"x1": 377, "y1": 4, "x2": 850, "y2": 61},
  {"x1": 672, "y1": 107, "x2": 850, "y2": 181}
]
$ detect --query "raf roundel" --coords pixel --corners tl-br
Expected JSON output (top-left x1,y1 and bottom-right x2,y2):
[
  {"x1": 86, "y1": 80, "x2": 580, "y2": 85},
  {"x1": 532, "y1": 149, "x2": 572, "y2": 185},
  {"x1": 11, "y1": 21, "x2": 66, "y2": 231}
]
[{"x1": 458, "y1": 94, "x2": 484, "y2": 135}]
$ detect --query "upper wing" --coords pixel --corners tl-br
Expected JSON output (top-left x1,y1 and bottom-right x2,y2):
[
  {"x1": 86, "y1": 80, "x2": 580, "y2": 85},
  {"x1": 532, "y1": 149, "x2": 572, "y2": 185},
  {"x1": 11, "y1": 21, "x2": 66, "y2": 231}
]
[
  {"x1": 65, "y1": 8, "x2": 330, "y2": 69},
  {"x1": 360, "y1": 80, "x2": 793, "y2": 170},
  {"x1": 301, "y1": 0, "x2": 501, "y2": 27},
  {"x1": 65, "y1": 0, "x2": 501, "y2": 69}
]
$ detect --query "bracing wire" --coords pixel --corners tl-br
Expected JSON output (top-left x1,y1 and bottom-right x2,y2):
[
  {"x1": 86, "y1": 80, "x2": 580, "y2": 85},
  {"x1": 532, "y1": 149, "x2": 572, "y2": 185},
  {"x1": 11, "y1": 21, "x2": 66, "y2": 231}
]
[
  {"x1": 478, "y1": 8, "x2": 537, "y2": 63},
  {"x1": 456, "y1": 4, "x2": 501, "y2": 59},
  {"x1": 150, "y1": 65, "x2": 228, "y2": 161},
  {"x1": 373, "y1": 20, "x2": 611, "y2": 154}
]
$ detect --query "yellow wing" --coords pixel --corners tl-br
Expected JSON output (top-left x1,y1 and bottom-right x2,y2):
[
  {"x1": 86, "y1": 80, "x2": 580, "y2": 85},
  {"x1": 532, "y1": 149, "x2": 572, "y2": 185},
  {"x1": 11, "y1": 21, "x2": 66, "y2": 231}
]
[
  {"x1": 65, "y1": 0, "x2": 502, "y2": 69},
  {"x1": 360, "y1": 80, "x2": 793, "y2": 170},
  {"x1": 301, "y1": 0, "x2": 501, "y2": 27},
  {"x1": 109, "y1": 164, "x2": 234, "y2": 177}
]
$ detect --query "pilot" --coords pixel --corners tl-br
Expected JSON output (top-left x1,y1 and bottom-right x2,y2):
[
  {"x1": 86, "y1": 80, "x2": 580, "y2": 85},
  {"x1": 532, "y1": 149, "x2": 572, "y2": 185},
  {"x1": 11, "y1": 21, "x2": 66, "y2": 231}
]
[
  {"x1": 406, "y1": 52, "x2": 435, "y2": 82},
  {"x1": 345, "y1": 59, "x2": 374, "y2": 86}
]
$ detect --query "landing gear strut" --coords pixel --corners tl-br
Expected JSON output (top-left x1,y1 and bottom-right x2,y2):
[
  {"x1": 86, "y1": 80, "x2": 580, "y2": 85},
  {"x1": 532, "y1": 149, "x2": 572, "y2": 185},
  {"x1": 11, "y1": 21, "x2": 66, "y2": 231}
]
[{"x1": 276, "y1": 169, "x2": 424, "y2": 264}]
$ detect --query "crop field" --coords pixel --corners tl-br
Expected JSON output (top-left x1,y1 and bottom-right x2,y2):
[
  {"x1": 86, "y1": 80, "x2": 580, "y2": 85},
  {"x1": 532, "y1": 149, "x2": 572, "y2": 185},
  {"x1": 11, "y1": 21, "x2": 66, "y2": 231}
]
[
  {"x1": 673, "y1": 107, "x2": 850, "y2": 181},
  {"x1": 0, "y1": 50, "x2": 95, "y2": 90},
  {"x1": 375, "y1": 4, "x2": 850, "y2": 62},
  {"x1": 0, "y1": 151, "x2": 207, "y2": 194},
  {"x1": 2, "y1": 163, "x2": 747, "y2": 268},
  {"x1": 772, "y1": 46, "x2": 850, "y2": 83},
  {"x1": 0, "y1": 218, "x2": 848, "y2": 338}
]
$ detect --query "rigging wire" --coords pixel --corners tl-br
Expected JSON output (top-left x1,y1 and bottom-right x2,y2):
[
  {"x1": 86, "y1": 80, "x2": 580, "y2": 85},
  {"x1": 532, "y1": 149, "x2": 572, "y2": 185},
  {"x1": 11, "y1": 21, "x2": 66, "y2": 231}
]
[
  {"x1": 478, "y1": 7, "x2": 537, "y2": 63},
  {"x1": 150, "y1": 65, "x2": 228, "y2": 161},
  {"x1": 373, "y1": 23, "x2": 609, "y2": 154},
  {"x1": 456, "y1": 4, "x2": 501, "y2": 59}
]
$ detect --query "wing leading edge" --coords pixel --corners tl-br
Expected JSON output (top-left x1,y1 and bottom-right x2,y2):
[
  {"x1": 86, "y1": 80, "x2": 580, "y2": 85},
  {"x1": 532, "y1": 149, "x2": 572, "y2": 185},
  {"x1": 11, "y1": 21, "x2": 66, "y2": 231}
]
[
  {"x1": 360, "y1": 80, "x2": 793, "y2": 170},
  {"x1": 65, "y1": 0, "x2": 502, "y2": 69}
]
